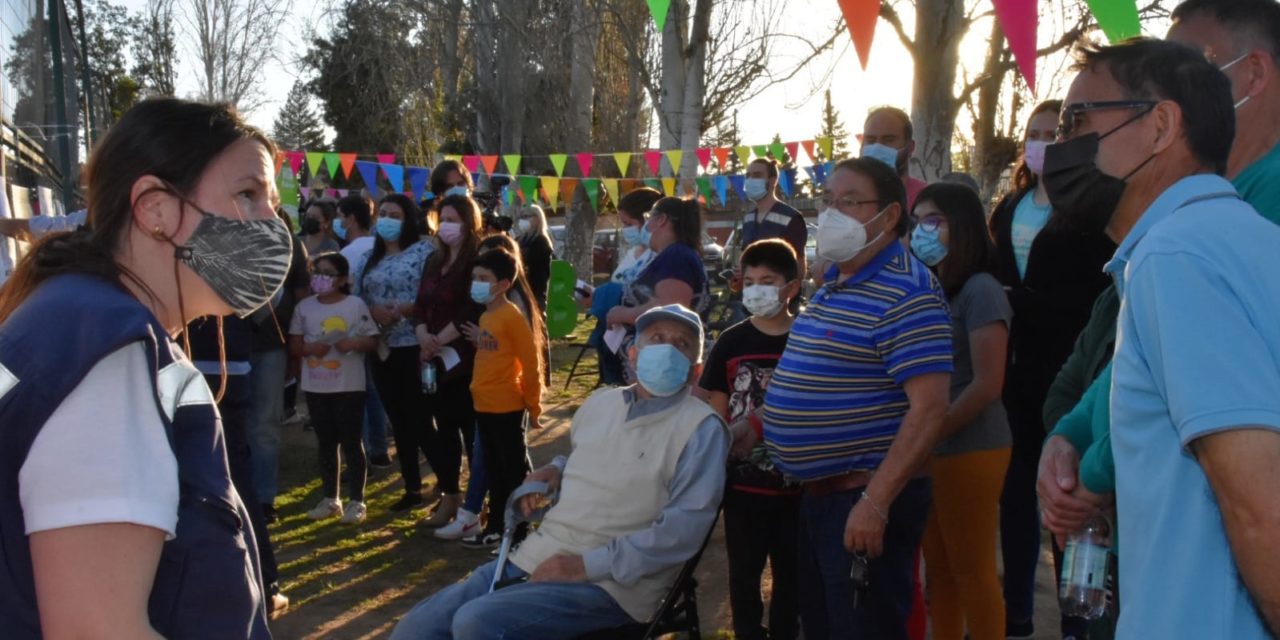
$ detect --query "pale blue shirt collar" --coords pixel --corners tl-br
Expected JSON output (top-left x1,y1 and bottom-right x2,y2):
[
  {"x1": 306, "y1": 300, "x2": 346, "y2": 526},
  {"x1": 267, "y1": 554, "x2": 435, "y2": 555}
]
[{"x1": 1103, "y1": 173, "x2": 1240, "y2": 293}]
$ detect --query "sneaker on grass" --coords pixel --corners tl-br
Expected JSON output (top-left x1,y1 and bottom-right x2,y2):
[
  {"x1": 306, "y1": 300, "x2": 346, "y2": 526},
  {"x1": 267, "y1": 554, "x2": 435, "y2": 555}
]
[
  {"x1": 341, "y1": 501, "x2": 367, "y2": 524},
  {"x1": 434, "y1": 508, "x2": 481, "y2": 540},
  {"x1": 307, "y1": 497, "x2": 342, "y2": 520},
  {"x1": 459, "y1": 531, "x2": 502, "y2": 549}
]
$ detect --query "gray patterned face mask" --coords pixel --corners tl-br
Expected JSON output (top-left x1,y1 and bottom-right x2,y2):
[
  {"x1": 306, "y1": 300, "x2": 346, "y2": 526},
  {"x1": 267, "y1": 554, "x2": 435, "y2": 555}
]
[{"x1": 172, "y1": 211, "x2": 293, "y2": 317}]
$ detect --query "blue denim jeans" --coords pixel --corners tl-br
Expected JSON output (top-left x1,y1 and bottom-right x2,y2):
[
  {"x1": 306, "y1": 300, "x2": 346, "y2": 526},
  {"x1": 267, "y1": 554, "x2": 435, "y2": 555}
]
[
  {"x1": 247, "y1": 348, "x2": 287, "y2": 504},
  {"x1": 388, "y1": 559, "x2": 634, "y2": 640},
  {"x1": 462, "y1": 426, "x2": 489, "y2": 514},
  {"x1": 362, "y1": 363, "x2": 388, "y2": 457},
  {"x1": 797, "y1": 477, "x2": 932, "y2": 640}
]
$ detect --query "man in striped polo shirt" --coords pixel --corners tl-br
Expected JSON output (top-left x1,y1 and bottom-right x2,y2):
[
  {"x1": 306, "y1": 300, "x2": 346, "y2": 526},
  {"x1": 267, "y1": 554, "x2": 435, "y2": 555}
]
[{"x1": 764, "y1": 157, "x2": 953, "y2": 639}]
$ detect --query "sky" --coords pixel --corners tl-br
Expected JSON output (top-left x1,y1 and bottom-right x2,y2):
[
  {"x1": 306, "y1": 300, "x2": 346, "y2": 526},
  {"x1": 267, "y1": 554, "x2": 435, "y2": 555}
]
[{"x1": 116, "y1": 0, "x2": 1170, "y2": 157}]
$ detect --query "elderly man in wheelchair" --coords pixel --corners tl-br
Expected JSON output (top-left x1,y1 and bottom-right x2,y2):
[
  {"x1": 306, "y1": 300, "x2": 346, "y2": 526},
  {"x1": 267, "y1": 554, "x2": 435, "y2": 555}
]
[{"x1": 390, "y1": 304, "x2": 730, "y2": 640}]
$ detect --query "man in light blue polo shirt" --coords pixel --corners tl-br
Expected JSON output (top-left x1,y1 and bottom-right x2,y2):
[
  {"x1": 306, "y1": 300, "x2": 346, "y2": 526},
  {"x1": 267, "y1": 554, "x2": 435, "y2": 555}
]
[{"x1": 1047, "y1": 38, "x2": 1280, "y2": 638}]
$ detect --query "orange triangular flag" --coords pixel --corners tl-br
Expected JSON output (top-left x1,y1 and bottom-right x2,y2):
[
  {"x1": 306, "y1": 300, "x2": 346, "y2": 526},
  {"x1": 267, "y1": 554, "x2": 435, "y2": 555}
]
[
  {"x1": 713, "y1": 147, "x2": 731, "y2": 170},
  {"x1": 560, "y1": 178, "x2": 579, "y2": 208},
  {"x1": 480, "y1": 155, "x2": 500, "y2": 175},
  {"x1": 838, "y1": 0, "x2": 881, "y2": 69},
  {"x1": 339, "y1": 153, "x2": 357, "y2": 178}
]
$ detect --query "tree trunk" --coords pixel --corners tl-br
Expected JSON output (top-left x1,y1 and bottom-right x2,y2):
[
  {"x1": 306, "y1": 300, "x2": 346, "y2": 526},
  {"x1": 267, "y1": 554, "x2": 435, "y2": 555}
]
[
  {"x1": 676, "y1": 0, "x2": 711, "y2": 186},
  {"x1": 658, "y1": 0, "x2": 688, "y2": 152},
  {"x1": 908, "y1": 0, "x2": 964, "y2": 182},
  {"x1": 971, "y1": 18, "x2": 1011, "y2": 202},
  {"x1": 472, "y1": 0, "x2": 500, "y2": 153},
  {"x1": 496, "y1": 0, "x2": 532, "y2": 155},
  {"x1": 563, "y1": 0, "x2": 600, "y2": 278}
]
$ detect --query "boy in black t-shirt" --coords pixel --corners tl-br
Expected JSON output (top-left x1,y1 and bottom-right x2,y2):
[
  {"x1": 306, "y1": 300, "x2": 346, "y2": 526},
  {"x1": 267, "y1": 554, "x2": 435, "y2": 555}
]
[{"x1": 697, "y1": 239, "x2": 802, "y2": 640}]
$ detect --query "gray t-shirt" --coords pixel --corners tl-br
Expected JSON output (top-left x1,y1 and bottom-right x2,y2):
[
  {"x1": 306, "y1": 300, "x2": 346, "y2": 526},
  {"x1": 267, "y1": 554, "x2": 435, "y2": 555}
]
[{"x1": 935, "y1": 272, "x2": 1013, "y2": 456}]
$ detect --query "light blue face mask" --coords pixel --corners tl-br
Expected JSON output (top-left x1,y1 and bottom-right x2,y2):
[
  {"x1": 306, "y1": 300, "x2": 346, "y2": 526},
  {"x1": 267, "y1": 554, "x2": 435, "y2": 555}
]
[
  {"x1": 375, "y1": 217, "x2": 402, "y2": 242},
  {"x1": 635, "y1": 343, "x2": 691, "y2": 397},
  {"x1": 332, "y1": 216, "x2": 348, "y2": 241},
  {"x1": 621, "y1": 225, "x2": 643, "y2": 247},
  {"x1": 445, "y1": 186, "x2": 471, "y2": 198},
  {"x1": 744, "y1": 177, "x2": 769, "y2": 201},
  {"x1": 470, "y1": 280, "x2": 493, "y2": 304},
  {"x1": 638, "y1": 221, "x2": 654, "y2": 248},
  {"x1": 910, "y1": 224, "x2": 948, "y2": 267},
  {"x1": 861, "y1": 143, "x2": 901, "y2": 171}
]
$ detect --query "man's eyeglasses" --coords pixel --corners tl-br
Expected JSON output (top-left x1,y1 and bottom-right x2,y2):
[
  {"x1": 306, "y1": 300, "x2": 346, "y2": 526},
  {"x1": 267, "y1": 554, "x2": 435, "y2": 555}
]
[
  {"x1": 1057, "y1": 100, "x2": 1157, "y2": 139},
  {"x1": 819, "y1": 194, "x2": 881, "y2": 212}
]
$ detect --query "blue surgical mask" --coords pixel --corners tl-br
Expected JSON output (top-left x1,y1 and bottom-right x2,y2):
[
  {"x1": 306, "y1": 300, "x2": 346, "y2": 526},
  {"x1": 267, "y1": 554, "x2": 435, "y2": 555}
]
[
  {"x1": 470, "y1": 280, "x2": 493, "y2": 304},
  {"x1": 445, "y1": 186, "x2": 471, "y2": 198},
  {"x1": 621, "y1": 225, "x2": 643, "y2": 247},
  {"x1": 909, "y1": 225, "x2": 948, "y2": 267},
  {"x1": 861, "y1": 143, "x2": 901, "y2": 171},
  {"x1": 639, "y1": 221, "x2": 654, "y2": 248},
  {"x1": 375, "y1": 217, "x2": 402, "y2": 242},
  {"x1": 332, "y1": 216, "x2": 348, "y2": 241},
  {"x1": 635, "y1": 343, "x2": 691, "y2": 397},
  {"x1": 744, "y1": 177, "x2": 769, "y2": 202}
]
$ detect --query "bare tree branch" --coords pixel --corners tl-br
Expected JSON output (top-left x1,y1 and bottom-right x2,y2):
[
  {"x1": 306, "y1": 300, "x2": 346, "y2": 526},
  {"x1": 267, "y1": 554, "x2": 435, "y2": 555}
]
[{"x1": 879, "y1": 1, "x2": 916, "y2": 60}]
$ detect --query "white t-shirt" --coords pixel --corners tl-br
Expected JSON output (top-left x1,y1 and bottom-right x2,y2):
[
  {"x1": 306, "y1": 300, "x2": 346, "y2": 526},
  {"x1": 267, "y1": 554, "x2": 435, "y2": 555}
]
[
  {"x1": 340, "y1": 235, "x2": 375, "y2": 273},
  {"x1": 289, "y1": 295, "x2": 379, "y2": 394},
  {"x1": 19, "y1": 342, "x2": 184, "y2": 538}
]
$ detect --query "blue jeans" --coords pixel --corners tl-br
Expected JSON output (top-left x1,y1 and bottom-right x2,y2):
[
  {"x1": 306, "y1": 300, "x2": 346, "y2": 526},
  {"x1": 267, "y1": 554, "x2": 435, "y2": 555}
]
[
  {"x1": 797, "y1": 477, "x2": 932, "y2": 640},
  {"x1": 388, "y1": 559, "x2": 634, "y2": 640},
  {"x1": 363, "y1": 363, "x2": 388, "y2": 457},
  {"x1": 247, "y1": 348, "x2": 287, "y2": 504},
  {"x1": 462, "y1": 426, "x2": 489, "y2": 514}
]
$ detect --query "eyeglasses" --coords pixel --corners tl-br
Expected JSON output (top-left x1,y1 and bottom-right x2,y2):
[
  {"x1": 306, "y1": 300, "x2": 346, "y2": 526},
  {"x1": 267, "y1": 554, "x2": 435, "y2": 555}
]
[
  {"x1": 819, "y1": 194, "x2": 881, "y2": 212},
  {"x1": 912, "y1": 215, "x2": 944, "y2": 232},
  {"x1": 1057, "y1": 100, "x2": 1157, "y2": 139}
]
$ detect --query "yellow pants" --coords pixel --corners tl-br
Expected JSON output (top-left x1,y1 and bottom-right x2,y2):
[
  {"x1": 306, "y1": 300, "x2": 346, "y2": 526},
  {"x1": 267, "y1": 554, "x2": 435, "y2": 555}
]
[{"x1": 922, "y1": 447, "x2": 1011, "y2": 640}]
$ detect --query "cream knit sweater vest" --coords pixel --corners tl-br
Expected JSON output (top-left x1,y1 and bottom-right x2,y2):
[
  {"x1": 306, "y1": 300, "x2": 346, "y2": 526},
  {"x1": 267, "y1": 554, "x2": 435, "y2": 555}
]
[{"x1": 510, "y1": 386, "x2": 715, "y2": 621}]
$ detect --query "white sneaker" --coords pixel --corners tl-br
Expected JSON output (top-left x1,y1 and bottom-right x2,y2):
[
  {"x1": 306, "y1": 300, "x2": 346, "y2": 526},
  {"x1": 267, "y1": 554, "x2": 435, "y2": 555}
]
[
  {"x1": 340, "y1": 501, "x2": 367, "y2": 524},
  {"x1": 434, "y1": 508, "x2": 481, "y2": 540},
  {"x1": 307, "y1": 497, "x2": 342, "y2": 520}
]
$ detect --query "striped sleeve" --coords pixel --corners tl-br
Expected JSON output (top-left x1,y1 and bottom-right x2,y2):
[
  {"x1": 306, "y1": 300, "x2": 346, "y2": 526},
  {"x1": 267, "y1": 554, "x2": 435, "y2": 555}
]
[{"x1": 873, "y1": 288, "x2": 953, "y2": 384}]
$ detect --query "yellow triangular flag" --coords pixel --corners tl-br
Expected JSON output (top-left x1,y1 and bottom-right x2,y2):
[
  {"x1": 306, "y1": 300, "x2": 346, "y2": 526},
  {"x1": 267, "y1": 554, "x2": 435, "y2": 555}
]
[
  {"x1": 817, "y1": 137, "x2": 834, "y2": 160},
  {"x1": 735, "y1": 146, "x2": 752, "y2": 167},
  {"x1": 613, "y1": 152, "x2": 632, "y2": 176},
  {"x1": 661, "y1": 177, "x2": 676, "y2": 195},
  {"x1": 541, "y1": 176, "x2": 560, "y2": 209},
  {"x1": 665, "y1": 150, "x2": 683, "y2": 176},
  {"x1": 603, "y1": 179, "x2": 621, "y2": 206}
]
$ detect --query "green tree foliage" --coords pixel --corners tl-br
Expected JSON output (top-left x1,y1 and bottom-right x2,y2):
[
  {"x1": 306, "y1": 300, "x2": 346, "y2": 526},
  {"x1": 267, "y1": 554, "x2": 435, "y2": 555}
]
[
  {"x1": 272, "y1": 81, "x2": 328, "y2": 151},
  {"x1": 72, "y1": 0, "x2": 141, "y2": 124},
  {"x1": 815, "y1": 88, "x2": 850, "y2": 163}
]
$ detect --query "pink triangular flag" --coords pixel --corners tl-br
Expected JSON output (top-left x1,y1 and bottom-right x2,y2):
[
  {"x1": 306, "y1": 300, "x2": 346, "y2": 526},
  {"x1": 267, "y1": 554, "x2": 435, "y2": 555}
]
[
  {"x1": 286, "y1": 151, "x2": 304, "y2": 176},
  {"x1": 338, "y1": 189, "x2": 349, "y2": 197},
  {"x1": 575, "y1": 153, "x2": 594, "y2": 177},
  {"x1": 299, "y1": 186, "x2": 311, "y2": 200},
  {"x1": 695, "y1": 148, "x2": 712, "y2": 169},
  {"x1": 785, "y1": 142, "x2": 800, "y2": 163},
  {"x1": 993, "y1": 0, "x2": 1038, "y2": 93},
  {"x1": 462, "y1": 155, "x2": 482, "y2": 173},
  {"x1": 376, "y1": 153, "x2": 396, "y2": 165},
  {"x1": 644, "y1": 150, "x2": 662, "y2": 176}
]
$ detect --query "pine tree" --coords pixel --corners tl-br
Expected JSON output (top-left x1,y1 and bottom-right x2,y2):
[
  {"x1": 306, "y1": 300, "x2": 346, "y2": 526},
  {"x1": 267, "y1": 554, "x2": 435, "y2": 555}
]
[
  {"x1": 272, "y1": 81, "x2": 327, "y2": 151},
  {"x1": 816, "y1": 88, "x2": 851, "y2": 162}
]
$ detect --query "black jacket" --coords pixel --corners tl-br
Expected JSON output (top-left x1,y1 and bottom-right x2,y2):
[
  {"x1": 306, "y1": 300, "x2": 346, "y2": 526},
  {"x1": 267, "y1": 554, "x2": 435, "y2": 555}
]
[
  {"x1": 989, "y1": 189, "x2": 1115, "y2": 432},
  {"x1": 519, "y1": 233, "x2": 554, "y2": 312}
]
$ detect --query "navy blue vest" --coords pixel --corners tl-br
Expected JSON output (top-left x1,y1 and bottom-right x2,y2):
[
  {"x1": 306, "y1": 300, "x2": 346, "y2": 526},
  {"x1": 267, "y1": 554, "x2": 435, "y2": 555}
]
[{"x1": 0, "y1": 275, "x2": 271, "y2": 639}]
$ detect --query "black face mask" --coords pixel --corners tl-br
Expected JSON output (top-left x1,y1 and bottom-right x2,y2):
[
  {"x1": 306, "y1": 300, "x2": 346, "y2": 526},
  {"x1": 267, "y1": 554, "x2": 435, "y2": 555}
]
[
  {"x1": 300, "y1": 217, "x2": 322, "y2": 235},
  {"x1": 1042, "y1": 109, "x2": 1156, "y2": 235}
]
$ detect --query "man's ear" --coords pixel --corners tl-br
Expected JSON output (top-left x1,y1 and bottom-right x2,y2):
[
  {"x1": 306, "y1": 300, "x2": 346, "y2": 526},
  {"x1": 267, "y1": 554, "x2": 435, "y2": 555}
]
[{"x1": 1150, "y1": 101, "x2": 1183, "y2": 157}]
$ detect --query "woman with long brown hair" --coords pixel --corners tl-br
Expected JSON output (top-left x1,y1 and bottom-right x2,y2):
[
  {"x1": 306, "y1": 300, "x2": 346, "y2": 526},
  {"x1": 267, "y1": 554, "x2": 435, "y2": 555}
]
[{"x1": 0, "y1": 98, "x2": 288, "y2": 638}]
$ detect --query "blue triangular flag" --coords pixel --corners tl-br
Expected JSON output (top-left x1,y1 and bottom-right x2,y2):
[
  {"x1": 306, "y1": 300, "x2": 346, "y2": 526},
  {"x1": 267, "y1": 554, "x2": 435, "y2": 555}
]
[
  {"x1": 728, "y1": 174, "x2": 747, "y2": 202},
  {"x1": 713, "y1": 175, "x2": 729, "y2": 206},
  {"x1": 779, "y1": 169, "x2": 795, "y2": 198},
  {"x1": 803, "y1": 166, "x2": 818, "y2": 184},
  {"x1": 381, "y1": 163, "x2": 405, "y2": 194},
  {"x1": 408, "y1": 167, "x2": 430, "y2": 202},
  {"x1": 355, "y1": 160, "x2": 381, "y2": 196}
]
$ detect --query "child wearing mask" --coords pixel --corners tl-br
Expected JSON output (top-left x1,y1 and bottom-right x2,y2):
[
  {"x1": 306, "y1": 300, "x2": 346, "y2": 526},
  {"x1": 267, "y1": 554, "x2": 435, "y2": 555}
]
[
  {"x1": 457, "y1": 248, "x2": 545, "y2": 548},
  {"x1": 289, "y1": 253, "x2": 380, "y2": 524},
  {"x1": 696, "y1": 239, "x2": 802, "y2": 640}
]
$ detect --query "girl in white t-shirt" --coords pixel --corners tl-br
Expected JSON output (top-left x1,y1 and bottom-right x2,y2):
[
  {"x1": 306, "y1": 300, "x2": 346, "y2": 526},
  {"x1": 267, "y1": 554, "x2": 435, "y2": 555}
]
[{"x1": 289, "y1": 252, "x2": 380, "y2": 524}]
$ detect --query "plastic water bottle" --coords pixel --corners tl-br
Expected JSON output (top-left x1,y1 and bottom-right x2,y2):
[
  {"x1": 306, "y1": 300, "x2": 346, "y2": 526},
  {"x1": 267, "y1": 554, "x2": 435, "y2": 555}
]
[
  {"x1": 1059, "y1": 513, "x2": 1111, "y2": 619},
  {"x1": 420, "y1": 362, "x2": 437, "y2": 394}
]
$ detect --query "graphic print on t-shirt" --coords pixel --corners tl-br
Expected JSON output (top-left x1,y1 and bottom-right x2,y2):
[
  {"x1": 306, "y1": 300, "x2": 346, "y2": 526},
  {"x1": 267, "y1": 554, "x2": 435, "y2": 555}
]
[
  {"x1": 723, "y1": 352, "x2": 793, "y2": 492},
  {"x1": 305, "y1": 314, "x2": 350, "y2": 378}
]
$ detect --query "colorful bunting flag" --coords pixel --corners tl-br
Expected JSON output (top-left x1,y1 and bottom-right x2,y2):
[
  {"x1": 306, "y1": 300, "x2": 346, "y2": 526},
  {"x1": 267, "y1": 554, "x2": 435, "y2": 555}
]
[
  {"x1": 376, "y1": 153, "x2": 396, "y2": 165},
  {"x1": 504, "y1": 154, "x2": 522, "y2": 175},
  {"x1": 613, "y1": 152, "x2": 632, "y2": 176},
  {"x1": 583, "y1": 178, "x2": 601, "y2": 211},
  {"x1": 728, "y1": 175, "x2": 747, "y2": 201},
  {"x1": 644, "y1": 150, "x2": 662, "y2": 176},
  {"x1": 339, "y1": 154, "x2": 357, "y2": 178},
  {"x1": 838, "y1": 0, "x2": 881, "y2": 69},
  {"x1": 324, "y1": 153, "x2": 342, "y2": 178},
  {"x1": 286, "y1": 151, "x2": 304, "y2": 176},
  {"x1": 647, "y1": 0, "x2": 672, "y2": 32},
  {"x1": 561, "y1": 178, "x2": 579, "y2": 208},
  {"x1": 695, "y1": 177, "x2": 714, "y2": 202},
  {"x1": 518, "y1": 176, "x2": 539, "y2": 203},
  {"x1": 644, "y1": 178, "x2": 662, "y2": 192},
  {"x1": 576, "y1": 153, "x2": 594, "y2": 177},
  {"x1": 549, "y1": 154, "x2": 569, "y2": 177},
  {"x1": 306, "y1": 152, "x2": 325, "y2": 177},
  {"x1": 480, "y1": 155, "x2": 500, "y2": 175},
  {"x1": 695, "y1": 148, "x2": 712, "y2": 169},
  {"x1": 713, "y1": 175, "x2": 729, "y2": 206},
  {"x1": 445, "y1": 154, "x2": 462, "y2": 163},
  {"x1": 713, "y1": 147, "x2": 731, "y2": 170},
  {"x1": 779, "y1": 168, "x2": 796, "y2": 197},
  {"x1": 661, "y1": 178, "x2": 677, "y2": 196},
  {"x1": 1086, "y1": 0, "x2": 1141, "y2": 42},
  {"x1": 735, "y1": 146, "x2": 752, "y2": 167},
  {"x1": 327, "y1": 189, "x2": 338, "y2": 198},
  {"x1": 769, "y1": 142, "x2": 786, "y2": 161},
  {"x1": 801, "y1": 140, "x2": 817, "y2": 162},
  {"x1": 541, "y1": 177, "x2": 560, "y2": 209},
  {"x1": 993, "y1": 0, "x2": 1038, "y2": 93},
  {"x1": 665, "y1": 150, "x2": 683, "y2": 176},
  {"x1": 408, "y1": 167, "x2": 430, "y2": 202},
  {"x1": 462, "y1": 155, "x2": 482, "y2": 174},
  {"x1": 355, "y1": 160, "x2": 380, "y2": 196},
  {"x1": 603, "y1": 179, "x2": 621, "y2": 206},
  {"x1": 817, "y1": 137, "x2": 834, "y2": 160},
  {"x1": 785, "y1": 142, "x2": 800, "y2": 163},
  {"x1": 338, "y1": 189, "x2": 349, "y2": 197},
  {"x1": 380, "y1": 163, "x2": 405, "y2": 193},
  {"x1": 753, "y1": 144, "x2": 769, "y2": 158},
  {"x1": 274, "y1": 151, "x2": 285, "y2": 175},
  {"x1": 278, "y1": 167, "x2": 298, "y2": 206},
  {"x1": 300, "y1": 186, "x2": 311, "y2": 200}
]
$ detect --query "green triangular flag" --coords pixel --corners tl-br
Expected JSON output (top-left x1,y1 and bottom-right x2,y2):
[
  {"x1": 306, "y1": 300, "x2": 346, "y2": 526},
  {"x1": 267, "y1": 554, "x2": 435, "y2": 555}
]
[
  {"x1": 324, "y1": 153, "x2": 342, "y2": 178},
  {"x1": 518, "y1": 175, "x2": 539, "y2": 203},
  {"x1": 306, "y1": 151, "x2": 325, "y2": 178},
  {"x1": 644, "y1": 178, "x2": 662, "y2": 192},
  {"x1": 584, "y1": 178, "x2": 601, "y2": 211},
  {"x1": 647, "y1": 0, "x2": 672, "y2": 32},
  {"x1": 695, "y1": 177, "x2": 714, "y2": 202},
  {"x1": 752, "y1": 145, "x2": 769, "y2": 158},
  {"x1": 504, "y1": 154, "x2": 523, "y2": 175},
  {"x1": 770, "y1": 141, "x2": 786, "y2": 161},
  {"x1": 549, "y1": 153, "x2": 569, "y2": 177},
  {"x1": 1085, "y1": 0, "x2": 1141, "y2": 43}
]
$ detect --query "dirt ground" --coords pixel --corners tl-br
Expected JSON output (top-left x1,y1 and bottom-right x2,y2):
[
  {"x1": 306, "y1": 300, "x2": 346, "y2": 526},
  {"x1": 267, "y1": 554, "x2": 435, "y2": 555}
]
[{"x1": 266, "y1": 361, "x2": 1066, "y2": 640}]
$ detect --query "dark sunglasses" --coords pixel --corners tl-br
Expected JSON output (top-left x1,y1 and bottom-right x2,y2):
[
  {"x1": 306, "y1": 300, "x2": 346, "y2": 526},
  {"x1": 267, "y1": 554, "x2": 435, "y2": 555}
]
[{"x1": 1057, "y1": 100, "x2": 1157, "y2": 139}]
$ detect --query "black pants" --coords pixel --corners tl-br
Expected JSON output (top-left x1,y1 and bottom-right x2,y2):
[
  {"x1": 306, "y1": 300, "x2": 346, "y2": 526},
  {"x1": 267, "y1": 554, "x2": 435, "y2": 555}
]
[
  {"x1": 371, "y1": 346, "x2": 442, "y2": 495},
  {"x1": 422, "y1": 376, "x2": 475, "y2": 495},
  {"x1": 305, "y1": 391, "x2": 367, "y2": 502},
  {"x1": 1000, "y1": 400, "x2": 1044, "y2": 626},
  {"x1": 724, "y1": 488, "x2": 801, "y2": 640},
  {"x1": 476, "y1": 410, "x2": 530, "y2": 534},
  {"x1": 202, "y1": 372, "x2": 279, "y2": 595}
]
